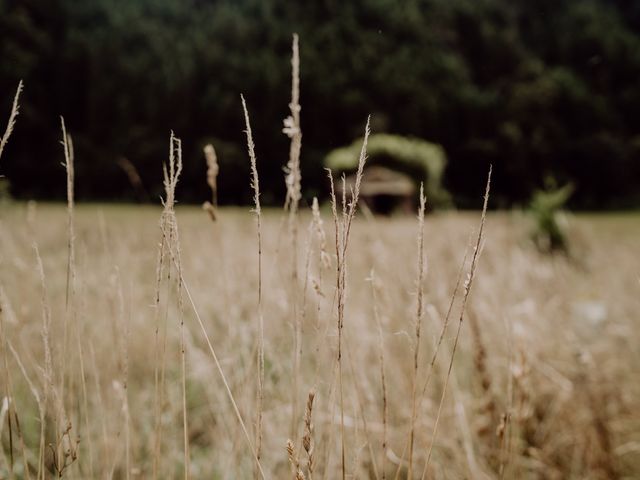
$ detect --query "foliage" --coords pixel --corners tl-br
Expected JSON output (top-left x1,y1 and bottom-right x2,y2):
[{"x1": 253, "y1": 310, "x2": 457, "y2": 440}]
[
  {"x1": 529, "y1": 180, "x2": 574, "y2": 252},
  {"x1": 325, "y1": 133, "x2": 451, "y2": 207},
  {"x1": 1, "y1": 0, "x2": 640, "y2": 207}
]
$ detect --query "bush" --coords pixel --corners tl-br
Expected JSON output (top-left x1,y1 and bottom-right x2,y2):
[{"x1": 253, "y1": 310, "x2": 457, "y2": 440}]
[{"x1": 529, "y1": 179, "x2": 574, "y2": 252}]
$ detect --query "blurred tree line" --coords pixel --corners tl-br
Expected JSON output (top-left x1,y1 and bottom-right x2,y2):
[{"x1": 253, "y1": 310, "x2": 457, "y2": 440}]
[{"x1": 1, "y1": 0, "x2": 640, "y2": 208}]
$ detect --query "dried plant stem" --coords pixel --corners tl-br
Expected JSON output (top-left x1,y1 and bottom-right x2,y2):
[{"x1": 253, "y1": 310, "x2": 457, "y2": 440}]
[
  {"x1": 117, "y1": 157, "x2": 148, "y2": 202},
  {"x1": 320, "y1": 352, "x2": 341, "y2": 480},
  {"x1": 88, "y1": 339, "x2": 109, "y2": 475},
  {"x1": 343, "y1": 331, "x2": 380, "y2": 480},
  {"x1": 407, "y1": 185, "x2": 427, "y2": 480},
  {"x1": 60, "y1": 117, "x2": 80, "y2": 476},
  {"x1": 176, "y1": 177, "x2": 189, "y2": 480},
  {"x1": 327, "y1": 116, "x2": 370, "y2": 480},
  {"x1": 34, "y1": 244, "x2": 53, "y2": 480},
  {"x1": 61, "y1": 117, "x2": 75, "y2": 310},
  {"x1": 421, "y1": 166, "x2": 492, "y2": 479},
  {"x1": 74, "y1": 303, "x2": 93, "y2": 478},
  {"x1": 171, "y1": 134, "x2": 190, "y2": 480},
  {"x1": 283, "y1": 33, "x2": 303, "y2": 441},
  {"x1": 0, "y1": 398, "x2": 10, "y2": 474},
  {"x1": 0, "y1": 289, "x2": 18, "y2": 478},
  {"x1": 160, "y1": 122, "x2": 265, "y2": 479},
  {"x1": 370, "y1": 271, "x2": 388, "y2": 479},
  {"x1": 115, "y1": 271, "x2": 132, "y2": 480},
  {"x1": 287, "y1": 439, "x2": 306, "y2": 480},
  {"x1": 34, "y1": 241, "x2": 77, "y2": 477},
  {"x1": 328, "y1": 171, "x2": 346, "y2": 480},
  {"x1": 468, "y1": 309, "x2": 500, "y2": 467},
  {"x1": 10, "y1": 408, "x2": 31, "y2": 480},
  {"x1": 393, "y1": 226, "x2": 474, "y2": 480},
  {"x1": 303, "y1": 389, "x2": 316, "y2": 480},
  {"x1": 7, "y1": 337, "x2": 45, "y2": 480},
  {"x1": 62, "y1": 141, "x2": 93, "y2": 477},
  {"x1": 162, "y1": 237, "x2": 266, "y2": 479},
  {"x1": 450, "y1": 368, "x2": 482, "y2": 476},
  {"x1": 499, "y1": 318, "x2": 514, "y2": 479},
  {"x1": 309, "y1": 197, "x2": 330, "y2": 377},
  {"x1": 283, "y1": 33, "x2": 302, "y2": 215},
  {"x1": 60, "y1": 118, "x2": 75, "y2": 415},
  {"x1": 419, "y1": 239, "x2": 472, "y2": 402},
  {"x1": 0, "y1": 80, "x2": 23, "y2": 163},
  {"x1": 152, "y1": 228, "x2": 168, "y2": 480},
  {"x1": 300, "y1": 219, "x2": 314, "y2": 352},
  {"x1": 152, "y1": 133, "x2": 190, "y2": 478},
  {"x1": 202, "y1": 144, "x2": 219, "y2": 221},
  {"x1": 241, "y1": 94, "x2": 266, "y2": 478}
]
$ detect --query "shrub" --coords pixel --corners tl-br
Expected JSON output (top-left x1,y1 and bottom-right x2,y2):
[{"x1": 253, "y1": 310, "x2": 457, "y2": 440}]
[{"x1": 529, "y1": 179, "x2": 574, "y2": 252}]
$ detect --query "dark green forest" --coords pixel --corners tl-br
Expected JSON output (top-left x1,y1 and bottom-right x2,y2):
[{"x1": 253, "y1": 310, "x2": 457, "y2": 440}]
[{"x1": 1, "y1": 0, "x2": 640, "y2": 208}]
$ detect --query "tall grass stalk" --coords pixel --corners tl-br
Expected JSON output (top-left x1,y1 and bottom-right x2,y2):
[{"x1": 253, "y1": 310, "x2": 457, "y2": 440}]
[
  {"x1": 0, "y1": 400, "x2": 10, "y2": 476},
  {"x1": 115, "y1": 270, "x2": 132, "y2": 480},
  {"x1": 421, "y1": 166, "x2": 492, "y2": 479},
  {"x1": 286, "y1": 439, "x2": 305, "y2": 480},
  {"x1": 34, "y1": 244, "x2": 53, "y2": 480},
  {"x1": 320, "y1": 350, "x2": 341, "y2": 480},
  {"x1": 60, "y1": 120, "x2": 94, "y2": 477},
  {"x1": 370, "y1": 270, "x2": 388, "y2": 479},
  {"x1": 60, "y1": 117, "x2": 81, "y2": 477},
  {"x1": 163, "y1": 232, "x2": 267, "y2": 479},
  {"x1": 164, "y1": 133, "x2": 190, "y2": 479},
  {"x1": 310, "y1": 197, "x2": 330, "y2": 373},
  {"x1": 202, "y1": 144, "x2": 219, "y2": 221},
  {"x1": 61, "y1": 117, "x2": 75, "y2": 310},
  {"x1": 241, "y1": 93, "x2": 266, "y2": 478},
  {"x1": 391, "y1": 216, "x2": 473, "y2": 480},
  {"x1": 151, "y1": 192, "x2": 168, "y2": 479},
  {"x1": 303, "y1": 389, "x2": 316, "y2": 479},
  {"x1": 0, "y1": 81, "x2": 23, "y2": 163},
  {"x1": 283, "y1": 33, "x2": 303, "y2": 440},
  {"x1": 60, "y1": 119, "x2": 74, "y2": 409},
  {"x1": 7, "y1": 337, "x2": 44, "y2": 479},
  {"x1": 327, "y1": 116, "x2": 370, "y2": 480},
  {"x1": 152, "y1": 132, "x2": 190, "y2": 478},
  {"x1": 0, "y1": 289, "x2": 19, "y2": 478},
  {"x1": 59, "y1": 120, "x2": 75, "y2": 463},
  {"x1": 407, "y1": 184, "x2": 427, "y2": 480},
  {"x1": 343, "y1": 330, "x2": 380, "y2": 480}
]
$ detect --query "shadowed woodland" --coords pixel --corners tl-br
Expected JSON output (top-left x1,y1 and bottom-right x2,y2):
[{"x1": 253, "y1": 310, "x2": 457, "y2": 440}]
[{"x1": 1, "y1": 0, "x2": 640, "y2": 208}]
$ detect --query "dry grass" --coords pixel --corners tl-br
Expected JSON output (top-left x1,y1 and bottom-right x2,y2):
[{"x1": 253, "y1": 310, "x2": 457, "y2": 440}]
[
  {"x1": 202, "y1": 144, "x2": 219, "y2": 222},
  {"x1": 1, "y1": 38, "x2": 639, "y2": 480},
  {"x1": 0, "y1": 81, "x2": 23, "y2": 163},
  {"x1": 0, "y1": 201, "x2": 638, "y2": 479}
]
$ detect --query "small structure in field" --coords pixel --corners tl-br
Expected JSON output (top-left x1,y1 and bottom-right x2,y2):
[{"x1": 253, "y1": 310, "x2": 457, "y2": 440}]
[
  {"x1": 343, "y1": 166, "x2": 416, "y2": 214},
  {"x1": 325, "y1": 133, "x2": 451, "y2": 214}
]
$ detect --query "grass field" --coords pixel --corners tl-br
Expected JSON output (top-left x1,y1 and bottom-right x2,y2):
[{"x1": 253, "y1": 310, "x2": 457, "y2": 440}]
[{"x1": 0, "y1": 201, "x2": 638, "y2": 479}]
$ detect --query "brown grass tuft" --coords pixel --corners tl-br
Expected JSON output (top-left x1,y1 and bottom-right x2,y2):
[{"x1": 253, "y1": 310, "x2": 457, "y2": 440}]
[
  {"x1": 0, "y1": 81, "x2": 23, "y2": 163},
  {"x1": 202, "y1": 144, "x2": 219, "y2": 221}
]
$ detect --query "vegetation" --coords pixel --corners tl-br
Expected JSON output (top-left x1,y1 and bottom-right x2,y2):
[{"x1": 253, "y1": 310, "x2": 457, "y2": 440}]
[
  {"x1": 2, "y1": 0, "x2": 640, "y2": 207},
  {"x1": 529, "y1": 180, "x2": 574, "y2": 252},
  {"x1": 1, "y1": 203, "x2": 638, "y2": 479},
  {"x1": 0, "y1": 6, "x2": 638, "y2": 479},
  {"x1": 325, "y1": 134, "x2": 451, "y2": 208}
]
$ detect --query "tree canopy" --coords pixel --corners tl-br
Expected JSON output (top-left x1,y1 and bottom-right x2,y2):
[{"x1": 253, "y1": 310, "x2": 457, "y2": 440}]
[{"x1": 1, "y1": 0, "x2": 639, "y2": 208}]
